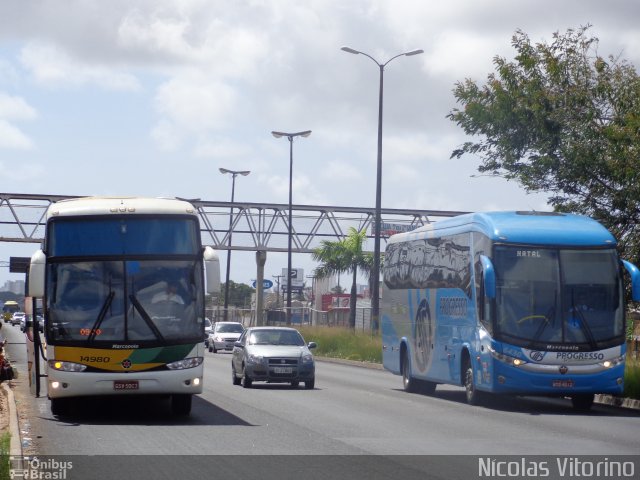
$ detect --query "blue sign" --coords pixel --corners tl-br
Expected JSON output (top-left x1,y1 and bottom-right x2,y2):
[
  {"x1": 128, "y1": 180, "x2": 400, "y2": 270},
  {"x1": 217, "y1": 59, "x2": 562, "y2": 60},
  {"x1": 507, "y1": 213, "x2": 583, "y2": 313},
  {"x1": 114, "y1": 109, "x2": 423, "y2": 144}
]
[{"x1": 252, "y1": 279, "x2": 274, "y2": 289}]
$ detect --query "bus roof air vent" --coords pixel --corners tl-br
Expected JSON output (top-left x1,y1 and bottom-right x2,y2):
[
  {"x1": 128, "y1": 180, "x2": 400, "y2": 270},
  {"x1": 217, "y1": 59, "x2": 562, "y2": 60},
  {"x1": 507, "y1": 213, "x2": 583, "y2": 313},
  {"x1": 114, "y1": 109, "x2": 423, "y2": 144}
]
[{"x1": 515, "y1": 211, "x2": 564, "y2": 216}]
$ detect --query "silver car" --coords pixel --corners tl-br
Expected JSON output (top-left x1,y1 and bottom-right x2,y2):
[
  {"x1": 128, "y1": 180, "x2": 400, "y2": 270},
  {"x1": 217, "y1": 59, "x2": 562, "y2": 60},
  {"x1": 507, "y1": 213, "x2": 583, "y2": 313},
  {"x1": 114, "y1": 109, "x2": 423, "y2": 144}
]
[
  {"x1": 208, "y1": 321, "x2": 244, "y2": 353},
  {"x1": 231, "y1": 327, "x2": 316, "y2": 389}
]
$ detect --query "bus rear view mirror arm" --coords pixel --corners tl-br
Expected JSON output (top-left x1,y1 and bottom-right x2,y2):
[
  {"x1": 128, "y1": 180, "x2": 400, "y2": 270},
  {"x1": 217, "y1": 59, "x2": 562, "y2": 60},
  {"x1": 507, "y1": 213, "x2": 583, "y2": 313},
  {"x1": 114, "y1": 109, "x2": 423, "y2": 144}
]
[
  {"x1": 622, "y1": 260, "x2": 640, "y2": 302},
  {"x1": 480, "y1": 255, "x2": 496, "y2": 299}
]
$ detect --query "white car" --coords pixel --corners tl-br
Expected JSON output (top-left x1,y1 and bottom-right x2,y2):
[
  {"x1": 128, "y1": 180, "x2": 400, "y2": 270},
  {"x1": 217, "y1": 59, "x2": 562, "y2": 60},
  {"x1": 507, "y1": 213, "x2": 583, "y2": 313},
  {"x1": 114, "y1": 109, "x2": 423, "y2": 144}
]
[
  {"x1": 208, "y1": 322, "x2": 244, "y2": 353},
  {"x1": 10, "y1": 312, "x2": 25, "y2": 327},
  {"x1": 203, "y1": 317, "x2": 213, "y2": 346}
]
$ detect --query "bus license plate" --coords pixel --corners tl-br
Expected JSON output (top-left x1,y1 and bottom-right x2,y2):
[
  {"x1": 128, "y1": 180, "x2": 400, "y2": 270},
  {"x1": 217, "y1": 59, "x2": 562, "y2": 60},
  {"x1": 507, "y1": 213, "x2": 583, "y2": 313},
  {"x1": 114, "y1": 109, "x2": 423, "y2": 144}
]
[
  {"x1": 114, "y1": 380, "x2": 139, "y2": 391},
  {"x1": 274, "y1": 367, "x2": 292, "y2": 374},
  {"x1": 552, "y1": 380, "x2": 574, "y2": 388}
]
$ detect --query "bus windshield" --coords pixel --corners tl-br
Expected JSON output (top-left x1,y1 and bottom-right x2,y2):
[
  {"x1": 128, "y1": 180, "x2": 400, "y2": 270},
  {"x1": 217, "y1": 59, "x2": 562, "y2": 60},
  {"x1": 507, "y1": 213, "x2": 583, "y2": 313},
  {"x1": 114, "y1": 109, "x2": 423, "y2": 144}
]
[
  {"x1": 493, "y1": 246, "x2": 623, "y2": 350},
  {"x1": 46, "y1": 259, "x2": 204, "y2": 346}
]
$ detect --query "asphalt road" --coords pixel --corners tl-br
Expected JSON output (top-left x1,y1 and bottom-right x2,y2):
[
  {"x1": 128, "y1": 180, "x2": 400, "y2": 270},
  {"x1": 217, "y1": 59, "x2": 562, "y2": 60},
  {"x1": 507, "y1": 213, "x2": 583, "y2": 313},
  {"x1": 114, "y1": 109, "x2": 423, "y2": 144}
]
[{"x1": 3, "y1": 323, "x2": 640, "y2": 479}]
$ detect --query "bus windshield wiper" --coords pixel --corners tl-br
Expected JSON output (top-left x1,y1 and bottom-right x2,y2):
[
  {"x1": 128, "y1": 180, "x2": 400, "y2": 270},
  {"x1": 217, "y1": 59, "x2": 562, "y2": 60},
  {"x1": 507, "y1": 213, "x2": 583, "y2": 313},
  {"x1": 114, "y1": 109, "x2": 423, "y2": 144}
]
[
  {"x1": 88, "y1": 291, "x2": 115, "y2": 344},
  {"x1": 571, "y1": 298, "x2": 598, "y2": 349},
  {"x1": 128, "y1": 295, "x2": 166, "y2": 344},
  {"x1": 528, "y1": 293, "x2": 557, "y2": 348}
]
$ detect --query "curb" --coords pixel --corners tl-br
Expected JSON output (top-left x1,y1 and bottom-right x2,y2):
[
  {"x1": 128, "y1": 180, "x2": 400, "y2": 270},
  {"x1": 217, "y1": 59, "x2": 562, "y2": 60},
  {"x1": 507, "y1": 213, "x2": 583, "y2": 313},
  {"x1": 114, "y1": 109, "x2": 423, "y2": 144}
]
[
  {"x1": 1, "y1": 382, "x2": 22, "y2": 457},
  {"x1": 316, "y1": 356, "x2": 384, "y2": 370},
  {"x1": 595, "y1": 394, "x2": 640, "y2": 410}
]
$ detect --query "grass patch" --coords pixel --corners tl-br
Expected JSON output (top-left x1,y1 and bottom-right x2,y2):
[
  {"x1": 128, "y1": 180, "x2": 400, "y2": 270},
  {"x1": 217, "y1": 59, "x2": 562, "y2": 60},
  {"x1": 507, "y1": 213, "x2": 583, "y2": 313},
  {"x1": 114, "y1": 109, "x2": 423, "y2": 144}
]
[
  {"x1": 624, "y1": 358, "x2": 640, "y2": 400},
  {"x1": 0, "y1": 431, "x2": 10, "y2": 480},
  {"x1": 298, "y1": 326, "x2": 382, "y2": 363}
]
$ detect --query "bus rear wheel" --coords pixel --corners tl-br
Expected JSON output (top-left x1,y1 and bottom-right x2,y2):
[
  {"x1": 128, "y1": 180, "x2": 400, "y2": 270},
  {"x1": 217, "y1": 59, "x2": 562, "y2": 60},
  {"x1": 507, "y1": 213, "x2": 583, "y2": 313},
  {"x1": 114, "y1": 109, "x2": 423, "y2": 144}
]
[
  {"x1": 171, "y1": 394, "x2": 192, "y2": 416},
  {"x1": 571, "y1": 394, "x2": 594, "y2": 411}
]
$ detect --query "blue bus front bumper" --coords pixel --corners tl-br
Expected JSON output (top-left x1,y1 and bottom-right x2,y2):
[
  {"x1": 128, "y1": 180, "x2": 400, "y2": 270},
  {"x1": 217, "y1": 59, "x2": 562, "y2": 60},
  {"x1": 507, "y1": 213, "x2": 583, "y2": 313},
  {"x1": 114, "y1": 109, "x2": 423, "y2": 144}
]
[{"x1": 483, "y1": 361, "x2": 624, "y2": 396}]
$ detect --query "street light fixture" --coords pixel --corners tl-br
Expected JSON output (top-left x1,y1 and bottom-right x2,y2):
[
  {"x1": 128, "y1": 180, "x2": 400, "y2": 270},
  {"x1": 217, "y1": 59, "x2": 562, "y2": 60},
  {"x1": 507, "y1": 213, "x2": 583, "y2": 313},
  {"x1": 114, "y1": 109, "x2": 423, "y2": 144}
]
[
  {"x1": 341, "y1": 46, "x2": 423, "y2": 332},
  {"x1": 271, "y1": 130, "x2": 312, "y2": 324},
  {"x1": 219, "y1": 167, "x2": 250, "y2": 322}
]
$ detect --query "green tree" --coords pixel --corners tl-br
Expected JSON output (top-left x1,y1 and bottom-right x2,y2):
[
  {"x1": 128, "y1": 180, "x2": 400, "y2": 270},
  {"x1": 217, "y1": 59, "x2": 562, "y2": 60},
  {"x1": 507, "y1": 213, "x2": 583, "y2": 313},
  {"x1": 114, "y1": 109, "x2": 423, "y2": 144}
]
[
  {"x1": 312, "y1": 227, "x2": 373, "y2": 329},
  {"x1": 218, "y1": 280, "x2": 254, "y2": 308},
  {"x1": 448, "y1": 25, "x2": 640, "y2": 264}
]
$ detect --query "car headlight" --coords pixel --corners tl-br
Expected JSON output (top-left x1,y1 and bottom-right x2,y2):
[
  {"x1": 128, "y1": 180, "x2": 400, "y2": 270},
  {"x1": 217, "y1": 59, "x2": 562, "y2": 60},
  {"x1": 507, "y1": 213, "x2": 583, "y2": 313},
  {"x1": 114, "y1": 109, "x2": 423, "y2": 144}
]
[
  {"x1": 49, "y1": 360, "x2": 87, "y2": 372},
  {"x1": 301, "y1": 353, "x2": 314, "y2": 365},
  {"x1": 247, "y1": 354, "x2": 264, "y2": 364},
  {"x1": 166, "y1": 357, "x2": 203, "y2": 370}
]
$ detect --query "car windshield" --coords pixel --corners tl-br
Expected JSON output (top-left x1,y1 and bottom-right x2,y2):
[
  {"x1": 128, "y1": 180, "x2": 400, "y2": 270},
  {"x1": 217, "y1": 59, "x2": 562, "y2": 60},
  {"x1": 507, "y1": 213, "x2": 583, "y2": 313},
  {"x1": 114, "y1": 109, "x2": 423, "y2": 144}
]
[
  {"x1": 248, "y1": 329, "x2": 304, "y2": 346},
  {"x1": 217, "y1": 323, "x2": 244, "y2": 333}
]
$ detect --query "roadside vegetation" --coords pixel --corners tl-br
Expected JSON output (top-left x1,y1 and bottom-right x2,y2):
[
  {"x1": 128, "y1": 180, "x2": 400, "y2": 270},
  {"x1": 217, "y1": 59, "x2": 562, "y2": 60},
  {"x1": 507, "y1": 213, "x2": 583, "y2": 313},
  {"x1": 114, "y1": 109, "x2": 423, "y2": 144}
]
[
  {"x1": 624, "y1": 357, "x2": 640, "y2": 400},
  {"x1": 0, "y1": 431, "x2": 10, "y2": 479},
  {"x1": 298, "y1": 326, "x2": 382, "y2": 364}
]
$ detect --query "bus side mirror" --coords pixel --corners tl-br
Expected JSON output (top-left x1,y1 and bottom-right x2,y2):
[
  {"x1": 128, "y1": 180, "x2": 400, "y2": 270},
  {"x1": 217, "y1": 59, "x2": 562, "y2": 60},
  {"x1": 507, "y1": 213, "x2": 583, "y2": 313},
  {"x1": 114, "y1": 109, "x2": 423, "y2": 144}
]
[
  {"x1": 203, "y1": 246, "x2": 221, "y2": 295},
  {"x1": 28, "y1": 250, "x2": 46, "y2": 299},
  {"x1": 480, "y1": 255, "x2": 496, "y2": 299},
  {"x1": 622, "y1": 260, "x2": 640, "y2": 302}
]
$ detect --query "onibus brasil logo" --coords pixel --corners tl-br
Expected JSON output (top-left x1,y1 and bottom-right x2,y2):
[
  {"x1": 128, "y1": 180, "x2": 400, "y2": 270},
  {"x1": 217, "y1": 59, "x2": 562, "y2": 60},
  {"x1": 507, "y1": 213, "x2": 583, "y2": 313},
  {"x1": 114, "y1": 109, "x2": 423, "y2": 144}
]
[{"x1": 10, "y1": 456, "x2": 73, "y2": 479}]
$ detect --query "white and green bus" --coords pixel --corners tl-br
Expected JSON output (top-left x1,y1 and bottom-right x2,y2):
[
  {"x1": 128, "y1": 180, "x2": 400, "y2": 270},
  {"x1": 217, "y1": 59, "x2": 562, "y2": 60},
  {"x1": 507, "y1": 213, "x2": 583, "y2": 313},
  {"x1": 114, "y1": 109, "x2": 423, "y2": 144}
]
[{"x1": 28, "y1": 197, "x2": 220, "y2": 416}]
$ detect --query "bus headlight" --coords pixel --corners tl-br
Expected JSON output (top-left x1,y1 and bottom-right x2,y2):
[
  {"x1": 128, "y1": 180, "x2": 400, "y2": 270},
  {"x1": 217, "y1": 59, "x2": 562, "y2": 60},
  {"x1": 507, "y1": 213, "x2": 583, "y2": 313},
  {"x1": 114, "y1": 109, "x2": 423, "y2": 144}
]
[
  {"x1": 166, "y1": 357, "x2": 203, "y2": 370},
  {"x1": 600, "y1": 355, "x2": 624, "y2": 369},
  {"x1": 489, "y1": 348, "x2": 528, "y2": 367},
  {"x1": 49, "y1": 360, "x2": 87, "y2": 372}
]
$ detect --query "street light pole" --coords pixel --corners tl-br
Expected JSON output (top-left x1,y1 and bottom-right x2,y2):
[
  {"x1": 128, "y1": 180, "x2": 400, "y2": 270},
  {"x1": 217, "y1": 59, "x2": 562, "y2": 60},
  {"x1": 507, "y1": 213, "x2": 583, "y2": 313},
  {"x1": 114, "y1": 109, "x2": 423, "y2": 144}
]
[
  {"x1": 219, "y1": 167, "x2": 250, "y2": 322},
  {"x1": 271, "y1": 130, "x2": 312, "y2": 325},
  {"x1": 341, "y1": 46, "x2": 423, "y2": 332}
]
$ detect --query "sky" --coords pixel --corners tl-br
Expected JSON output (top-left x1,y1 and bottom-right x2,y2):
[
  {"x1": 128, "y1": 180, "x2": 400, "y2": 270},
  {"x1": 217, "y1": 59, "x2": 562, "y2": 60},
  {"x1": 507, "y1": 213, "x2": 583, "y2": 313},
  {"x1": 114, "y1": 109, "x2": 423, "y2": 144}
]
[{"x1": 0, "y1": 0, "x2": 639, "y2": 291}]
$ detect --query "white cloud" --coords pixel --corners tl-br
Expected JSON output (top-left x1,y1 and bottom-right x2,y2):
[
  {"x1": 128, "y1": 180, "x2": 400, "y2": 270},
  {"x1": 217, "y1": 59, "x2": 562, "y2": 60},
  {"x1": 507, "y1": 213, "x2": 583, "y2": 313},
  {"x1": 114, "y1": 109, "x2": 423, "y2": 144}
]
[
  {"x1": 194, "y1": 138, "x2": 253, "y2": 159},
  {"x1": 0, "y1": 93, "x2": 37, "y2": 121},
  {"x1": 0, "y1": 93, "x2": 37, "y2": 150},
  {"x1": 152, "y1": 75, "x2": 239, "y2": 151},
  {"x1": 19, "y1": 41, "x2": 140, "y2": 91},
  {"x1": 0, "y1": 119, "x2": 33, "y2": 149},
  {"x1": 0, "y1": 160, "x2": 43, "y2": 179}
]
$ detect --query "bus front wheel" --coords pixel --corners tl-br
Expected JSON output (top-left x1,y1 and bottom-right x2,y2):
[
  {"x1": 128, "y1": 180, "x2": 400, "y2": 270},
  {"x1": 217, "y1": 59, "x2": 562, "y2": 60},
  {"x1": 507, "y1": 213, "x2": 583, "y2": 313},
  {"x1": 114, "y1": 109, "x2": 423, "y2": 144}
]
[
  {"x1": 402, "y1": 351, "x2": 418, "y2": 393},
  {"x1": 571, "y1": 394, "x2": 594, "y2": 411},
  {"x1": 171, "y1": 394, "x2": 192, "y2": 416},
  {"x1": 463, "y1": 359, "x2": 483, "y2": 406},
  {"x1": 50, "y1": 398, "x2": 72, "y2": 417}
]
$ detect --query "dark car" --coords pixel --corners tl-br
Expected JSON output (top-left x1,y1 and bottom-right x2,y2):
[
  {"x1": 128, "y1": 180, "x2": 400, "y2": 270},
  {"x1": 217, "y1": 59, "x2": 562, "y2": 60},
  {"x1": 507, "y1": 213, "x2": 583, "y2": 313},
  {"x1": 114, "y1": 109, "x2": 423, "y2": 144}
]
[{"x1": 231, "y1": 327, "x2": 316, "y2": 389}]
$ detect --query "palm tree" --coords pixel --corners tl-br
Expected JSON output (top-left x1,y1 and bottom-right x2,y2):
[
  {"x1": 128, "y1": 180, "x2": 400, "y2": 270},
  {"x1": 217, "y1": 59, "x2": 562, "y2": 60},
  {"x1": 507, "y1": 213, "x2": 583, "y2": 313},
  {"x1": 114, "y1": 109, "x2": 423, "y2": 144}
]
[{"x1": 312, "y1": 227, "x2": 373, "y2": 329}]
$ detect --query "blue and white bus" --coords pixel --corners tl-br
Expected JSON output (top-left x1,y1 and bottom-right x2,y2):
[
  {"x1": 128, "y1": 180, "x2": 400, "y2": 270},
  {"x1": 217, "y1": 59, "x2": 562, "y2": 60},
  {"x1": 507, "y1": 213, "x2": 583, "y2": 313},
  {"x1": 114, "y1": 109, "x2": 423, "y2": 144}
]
[
  {"x1": 381, "y1": 211, "x2": 640, "y2": 410},
  {"x1": 28, "y1": 197, "x2": 221, "y2": 416}
]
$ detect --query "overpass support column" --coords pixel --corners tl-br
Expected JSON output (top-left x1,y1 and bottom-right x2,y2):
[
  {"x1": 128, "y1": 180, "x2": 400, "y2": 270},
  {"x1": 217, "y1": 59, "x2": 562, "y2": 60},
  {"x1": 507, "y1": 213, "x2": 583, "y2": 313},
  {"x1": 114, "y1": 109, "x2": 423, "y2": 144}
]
[{"x1": 255, "y1": 250, "x2": 267, "y2": 326}]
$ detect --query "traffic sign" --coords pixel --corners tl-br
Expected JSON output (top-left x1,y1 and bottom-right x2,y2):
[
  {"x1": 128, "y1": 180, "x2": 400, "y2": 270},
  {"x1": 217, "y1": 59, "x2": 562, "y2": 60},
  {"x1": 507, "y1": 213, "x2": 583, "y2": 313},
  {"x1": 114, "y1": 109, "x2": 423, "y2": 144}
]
[{"x1": 252, "y1": 279, "x2": 274, "y2": 289}]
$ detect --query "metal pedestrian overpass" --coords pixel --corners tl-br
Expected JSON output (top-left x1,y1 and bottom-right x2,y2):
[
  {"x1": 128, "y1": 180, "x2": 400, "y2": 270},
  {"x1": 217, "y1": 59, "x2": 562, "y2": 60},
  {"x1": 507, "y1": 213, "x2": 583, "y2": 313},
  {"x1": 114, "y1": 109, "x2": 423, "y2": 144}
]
[{"x1": 0, "y1": 192, "x2": 467, "y2": 253}]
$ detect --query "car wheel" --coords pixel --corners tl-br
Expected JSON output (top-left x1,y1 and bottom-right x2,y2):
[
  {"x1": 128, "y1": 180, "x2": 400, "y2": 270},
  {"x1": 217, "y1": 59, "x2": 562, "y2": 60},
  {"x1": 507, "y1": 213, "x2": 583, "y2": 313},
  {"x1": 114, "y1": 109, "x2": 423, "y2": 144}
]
[
  {"x1": 212, "y1": 346, "x2": 218, "y2": 353},
  {"x1": 242, "y1": 366, "x2": 252, "y2": 388},
  {"x1": 232, "y1": 363, "x2": 241, "y2": 386},
  {"x1": 304, "y1": 378, "x2": 315, "y2": 390}
]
